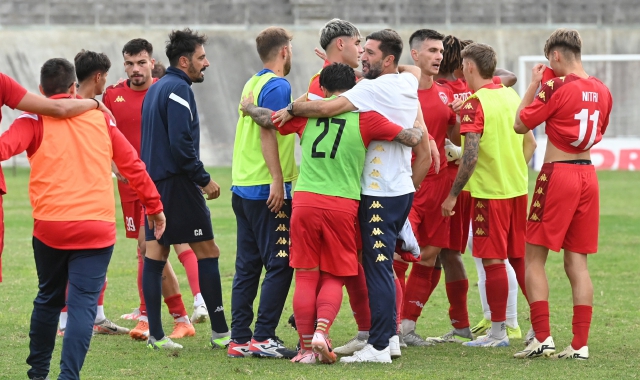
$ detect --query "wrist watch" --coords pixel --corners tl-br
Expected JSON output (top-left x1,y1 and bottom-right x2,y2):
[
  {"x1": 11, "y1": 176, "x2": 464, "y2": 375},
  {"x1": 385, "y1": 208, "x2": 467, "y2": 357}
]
[{"x1": 286, "y1": 102, "x2": 295, "y2": 116}]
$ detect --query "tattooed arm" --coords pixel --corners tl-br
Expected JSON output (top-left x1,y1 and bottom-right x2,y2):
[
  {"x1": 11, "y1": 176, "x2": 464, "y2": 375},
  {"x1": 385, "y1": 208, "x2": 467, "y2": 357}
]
[
  {"x1": 239, "y1": 93, "x2": 277, "y2": 130},
  {"x1": 393, "y1": 128, "x2": 424, "y2": 147},
  {"x1": 441, "y1": 132, "x2": 481, "y2": 216}
]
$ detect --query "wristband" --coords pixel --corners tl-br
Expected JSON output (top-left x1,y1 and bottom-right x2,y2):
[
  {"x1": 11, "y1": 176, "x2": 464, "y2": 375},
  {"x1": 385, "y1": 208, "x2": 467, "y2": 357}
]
[{"x1": 92, "y1": 98, "x2": 100, "y2": 109}]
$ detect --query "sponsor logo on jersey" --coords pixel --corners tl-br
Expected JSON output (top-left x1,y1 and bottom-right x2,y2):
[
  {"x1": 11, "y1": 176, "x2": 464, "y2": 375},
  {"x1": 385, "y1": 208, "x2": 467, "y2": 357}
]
[
  {"x1": 370, "y1": 157, "x2": 383, "y2": 164},
  {"x1": 115, "y1": 95, "x2": 125, "y2": 103},
  {"x1": 370, "y1": 169, "x2": 382, "y2": 178},
  {"x1": 375, "y1": 254, "x2": 388, "y2": 262},
  {"x1": 462, "y1": 115, "x2": 472, "y2": 123},
  {"x1": 369, "y1": 214, "x2": 383, "y2": 223},
  {"x1": 538, "y1": 91, "x2": 546, "y2": 101},
  {"x1": 369, "y1": 201, "x2": 383, "y2": 209},
  {"x1": 275, "y1": 224, "x2": 289, "y2": 232},
  {"x1": 409, "y1": 300, "x2": 425, "y2": 309},
  {"x1": 539, "y1": 173, "x2": 548, "y2": 182},
  {"x1": 194, "y1": 229, "x2": 203, "y2": 236},
  {"x1": 439, "y1": 92, "x2": 449, "y2": 104},
  {"x1": 371, "y1": 227, "x2": 384, "y2": 236},
  {"x1": 373, "y1": 240, "x2": 387, "y2": 249},
  {"x1": 536, "y1": 187, "x2": 544, "y2": 195},
  {"x1": 475, "y1": 214, "x2": 485, "y2": 222},
  {"x1": 475, "y1": 228, "x2": 486, "y2": 236},
  {"x1": 463, "y1": 102, "x2": 474, "y2": 110},
  {"x1": 276, "y1": 237, "x2": 288, "y2": 245},
  {"x1": 276, "y1": 250, "x2": 288, "y2": 258},
  {"x1": 373, "y1": 144, "x2": 385, "y2": 152},
  {"x1": 368, "y1": 182, "x2": 381, "y2": 190},
  {"x1": 530, "y1": 213, "x2": 540, "y2": 222},
  {"x1": 533, "y1": 200, "x2": 541, "y2": 208},
  {"x1": 545, "y1": 79, "x2": 555, "y2": 89},
  {"x1": 475, "y1": 201, "x2": 485, "y2": 209},
  {"x1": 275, "y1": 211, "x2": 288, "y2": 218}
]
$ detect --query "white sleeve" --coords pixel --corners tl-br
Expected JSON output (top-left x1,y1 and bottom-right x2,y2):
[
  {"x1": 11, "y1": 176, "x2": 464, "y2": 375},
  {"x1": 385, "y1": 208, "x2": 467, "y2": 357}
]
[{"x1": 339, "y1": 79, "x2": 376, "y2": 113}]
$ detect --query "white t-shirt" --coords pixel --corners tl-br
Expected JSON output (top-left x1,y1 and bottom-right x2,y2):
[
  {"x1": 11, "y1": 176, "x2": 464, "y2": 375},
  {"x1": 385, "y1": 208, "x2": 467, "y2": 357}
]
[{"x1": 341, "y1": 73, "x2": 419, "y2": 196}]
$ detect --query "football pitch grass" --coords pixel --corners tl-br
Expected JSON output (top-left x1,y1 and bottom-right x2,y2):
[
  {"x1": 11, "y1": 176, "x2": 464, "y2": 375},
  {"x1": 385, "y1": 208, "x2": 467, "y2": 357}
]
[{"x1": 1, "y1": 167, "x2": 639, "y2": 379}]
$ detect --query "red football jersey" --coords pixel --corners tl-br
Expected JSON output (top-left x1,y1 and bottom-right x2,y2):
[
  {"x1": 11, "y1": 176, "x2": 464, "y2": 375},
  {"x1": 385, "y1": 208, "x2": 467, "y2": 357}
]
[
  {"x1": 437, "y1": 76, "x2": 502, "y2": 102},
  {"x1": 519, "y1": 74, "x2": 613, "y2": 154},
  {"x1": 418, "y1": 82, "x2": 457, "y2": 176},
  {"x1": 0, "y1": 73, "x2": 28, "y2": 194},
  {"x1": 102, "y1": 78, "x2": 158, "y2": 202}
]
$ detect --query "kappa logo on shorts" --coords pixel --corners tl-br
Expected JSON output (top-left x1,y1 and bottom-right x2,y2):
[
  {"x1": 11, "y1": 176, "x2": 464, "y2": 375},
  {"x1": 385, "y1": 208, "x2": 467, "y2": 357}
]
[
  {"x1": 530, "y1": 213, "x2": 541, "y2": 222},
  {"x1": 475, "y1": 214, "x2": 485, "y2": 222},
  {"x1": 114, "y1": 95, "x2": 125, "y2": 103},
  {"x1": 539, "y1": 174, "x2": 548, "y2": 182},
  {"x1": 475, "y1": 201, "x2": 485, "y2": 209},
  {"x1": 375, "y1": 254, "x2": 388, "y2": 262},
  {"x1": 276, "y1": 250, "x2": 288, "y2": 258},
  {"x1": 369, "y1": 169, "x2": 382, "y2": 178},
  {"x1": 475, "y1": 228, "x2": 486, "y2": 236},
  {"x1": 194, "y1": 229, "x2": 203, "y2": 236},
  {"x1": 370, "y1": 157, "x2": 383, "y2": 165},
  {"x1": 368, "y1": 182, "x2": 381, "y2": 190},
  {"x1": 371, "y1": 228, "x2": 384, "y2": 236},
  {"x1": 276, "y1": 237, "x2": 288, "y2": 245},
  {"x1": 536, "y1": 187, "x2": 545, "y2": 195},
  {"x1": 369, "y1": 215, "x2": 383, "y2": 223},
  {"x1": 275, "y1": 211, "x2": 288, "y2": 219},
  {"x1": 369, "y1": 201, "x2": 383, "y2": 209},
  {"x1": 275, "y1": 224, "x2": 289, "y2": 232},
  {"x1": 373, "y1": 144, "x2": 385, "y2": 152},
  {"x1": 373, "y1": 240, "x2": 386, "y2": 249},
  {"x1": 533, "y1": 200, "x2": 541, "y2": 208}
]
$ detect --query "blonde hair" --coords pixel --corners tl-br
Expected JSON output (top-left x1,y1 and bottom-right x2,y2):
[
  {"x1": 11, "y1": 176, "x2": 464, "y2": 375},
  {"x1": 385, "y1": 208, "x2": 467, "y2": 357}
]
[
  {"x1": 544, "y1": 28, "x2": 582, "y2": 60},
  {"x1": 461, "y1": 43, "x2": 496, "y2": 79}
]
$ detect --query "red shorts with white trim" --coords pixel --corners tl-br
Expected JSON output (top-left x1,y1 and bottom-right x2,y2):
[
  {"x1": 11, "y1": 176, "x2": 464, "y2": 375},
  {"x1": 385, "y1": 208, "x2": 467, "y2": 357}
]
[
  {"x1": 121, "y1": 200, "x2": 144, "y2": 239},
  {"x1": 408, "y1": 169, "x2": 451, "y2": 248},
  {"x1": 527, "y1": 163, "x2": 599, "y2": 253},
  {"x1": 290, "y1": 204, "x2": 359, "y2": 277},
  {"x1": 471, "y1": 195, "x2": 527, "y2": 260},
  {"x1": 448, "y1": 190, "x2": 472, "y2": 252}
]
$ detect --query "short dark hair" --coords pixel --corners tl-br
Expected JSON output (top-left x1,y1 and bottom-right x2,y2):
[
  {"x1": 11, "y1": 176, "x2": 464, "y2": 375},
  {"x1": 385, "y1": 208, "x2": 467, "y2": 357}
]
[
  {"x1": 461, "y1": 43, "x2": 497, "y2": 79},
  {"x1": 319, "y1": 63, "x2": 357, "y2": 93},
  {"x1": 166, "y1": 28, "x2": 208, "y2": 67},
  {"x1": 366, "y1": 29, "x2": 403, "y2": 65},
  {"x1": 123, "y1": 38, "x2": 153, "y2": 57},
  {"x1": 409, "y1": 29, "x2": 445, "y2": 51},
  {"x1": 256, "y1": 27, "x2": 293, "y2": 63},
  {"x1": 40, "y1": 58, "x2": 76, "y2": 97},
  {"x1": 152, "y1": 61, "x2": 166, "y2": 78},
  {"x1": 74, "y1": 50, "x2": 111, "y2": 82}
]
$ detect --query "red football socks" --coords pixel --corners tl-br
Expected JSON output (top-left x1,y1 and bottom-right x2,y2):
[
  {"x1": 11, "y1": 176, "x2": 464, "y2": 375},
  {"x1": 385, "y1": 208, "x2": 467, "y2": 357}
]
[
  {"x1": 316, "y1": 273, "x2": 344, "y2": 335},
  {"x1": 508, "y1": 257, "x2": 528, "y2": 302},
  {"x1": 530, "y1": 300, "x2": 550, "y2": 342},
  {"x1": 393, "y1": 260, "x2": 409, "y2": 294},
  {"x1": 164, "y1": 293, "x2": 187, "y2": 319},
  {"x1": 402, "y1": 264, "x2": 434, "y2": 321},
  {"x1": 343, "y1": 263, "x2": 371, "y2": 331},
  {"x1": 293, "y1": 270, "x2": 320, "y2": 350},
  {"x1": 97, "y1": 279, "x2": 107, "y2": 306},
  {"x1": 484, "y1": 264, "x2": 508, "y2": 322},
  {"x1": 178, "y1": 249, "x2": 200, "y2": 296},
  {"x1": 446, "y1": 279, "x2": 469, "y2": 329},
  {"x1": 137, "y1": 247, "x2": 146, "y2": 315},
  {"x1": 429, "y1": 267, "x2": 442, "y2": 298},
  {"x1": 571, "y1": 305, "x2": 593, "y2": 349},
  {"x1": 394, "y1": 277, "x2": 403, "y2": 333}
]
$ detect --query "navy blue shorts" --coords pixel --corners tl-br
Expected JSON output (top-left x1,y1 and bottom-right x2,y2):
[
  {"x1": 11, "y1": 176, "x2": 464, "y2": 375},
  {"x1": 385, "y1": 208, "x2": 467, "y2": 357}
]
[{"x1": 145, "y1": 174, "x2": 214, "y2": 246}]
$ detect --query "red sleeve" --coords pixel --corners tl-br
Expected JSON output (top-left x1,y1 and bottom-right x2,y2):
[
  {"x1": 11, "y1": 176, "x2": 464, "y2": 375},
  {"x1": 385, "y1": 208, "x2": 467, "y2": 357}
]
[
  {"x1": 107, "y1": 113, "x2": 163, "y2": 215},
  {"x1": 274, "y1": 112, "x2": 307, "y2": 137},
  {"x1": 0, "y1": 73, "x2": 28, "y2": 109},
  {"x1": 358, "y1": 111, "x2": 403, "y2": 147},
  {"x1": 519, "y1": 81, "x2": 558, "y2": 129},
  {"x1": 101, "y1": 89, "x2": 113, "y2": 112},
  {"x1": 459, "y1": 98, "x2": 484, "y2": 134},
  {"x1": 600, "y1": 91, "x2": 613, "y2": 136},
  {"x1": 0, "y1": 113, "x2": 42, "y2": 160}
]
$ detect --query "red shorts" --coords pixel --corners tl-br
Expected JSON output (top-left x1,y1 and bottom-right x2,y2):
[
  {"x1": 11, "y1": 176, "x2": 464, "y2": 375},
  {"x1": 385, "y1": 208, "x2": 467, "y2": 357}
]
[
  {"x1": 448, "y1": 190, "x2": 472, "y2": 252},
  {"x1": 471, "y1": 195, "x2": 527, "y2": 260},
  {"x1": 0, "y1": 194, "x2": 4, "y2": 282},
  {"x1": 290, "y1": 205, "x2": 358, "y2": 277},
  {"x1": 527, "y1": 163, "x2": 599, "y2": 253},
  {"x1": 121, "y1": 200, "x2": 144, "y2": 239},
  {"x1": 355, "y1": 217, "x2": 362, "y2": 251},
  {"x1": 408, "y1": 169, "x2": 451, "y2": 248}
]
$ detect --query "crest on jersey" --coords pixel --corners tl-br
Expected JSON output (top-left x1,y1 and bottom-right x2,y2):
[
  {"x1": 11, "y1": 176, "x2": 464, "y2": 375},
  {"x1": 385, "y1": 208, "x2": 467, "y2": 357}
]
[{"x1": 438, "y1": 92, "x2": 449, "y2": 104}]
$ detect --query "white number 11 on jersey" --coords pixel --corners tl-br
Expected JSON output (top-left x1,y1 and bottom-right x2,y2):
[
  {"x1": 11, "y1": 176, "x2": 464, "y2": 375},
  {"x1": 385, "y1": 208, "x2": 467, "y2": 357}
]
[{"x1": 572, "y1": 109, "x2": 600, "y2": 150}]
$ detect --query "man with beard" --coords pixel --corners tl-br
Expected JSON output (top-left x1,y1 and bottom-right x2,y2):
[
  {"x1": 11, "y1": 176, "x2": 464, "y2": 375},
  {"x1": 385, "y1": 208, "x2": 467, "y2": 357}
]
[
  {"x1": 104, "y1": 39, "x2": 204, "y2": 342},
  {"x1": 273, "y1": 29, "x2": 432, "y2": 363},
  {"x1": 228, "y1": 26, "x2": 298, "y2": 359},
  {"x1": 140, "y1": 28, "x2": 229, "y2": 350}
]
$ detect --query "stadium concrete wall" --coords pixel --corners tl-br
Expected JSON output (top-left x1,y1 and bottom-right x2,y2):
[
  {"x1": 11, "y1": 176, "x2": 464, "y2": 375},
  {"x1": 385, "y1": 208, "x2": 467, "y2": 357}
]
[{"x1": 0, "y1": 25, "x2": 638, "y2": 167}]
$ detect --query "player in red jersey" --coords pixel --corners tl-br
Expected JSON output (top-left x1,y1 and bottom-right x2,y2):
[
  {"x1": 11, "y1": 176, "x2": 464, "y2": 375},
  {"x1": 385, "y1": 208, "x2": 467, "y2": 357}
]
[
  {"x1": 0, "y1": 73, "x2": 112, "y2": 284},
  {"x1": 514, "y1": 29, "x2": 612, "y2": 360},
  {"x1": 435, "y1": 35, "x2": 529, "y2": 340},
  {"x1": 389, "y1": 29, "x2": 469, "y2": 346},
  {"x1": 103, "y1": 39, "x2": 204, "y2": 340}
]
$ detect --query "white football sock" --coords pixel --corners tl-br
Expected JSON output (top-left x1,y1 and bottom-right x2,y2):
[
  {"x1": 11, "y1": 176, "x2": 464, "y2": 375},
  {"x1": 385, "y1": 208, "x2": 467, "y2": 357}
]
[
  {"x1": 474, "y1": 257, "x2": 491, "y2": 320},
  {"x1": 194, "y1": 293, "x2": 205, "y2": 308},
  {"x1": 505, "y1": 260, "x2": 519, "y2": 327},
  {"x1": 175, "y1": 315, "x2": 191, "y2": 324},
  {"x1": 491, "y1": 321, "x2": 507, "y2": 339},
  {"x1": 59, "y1": 311, "x2": 68, "y2": 330},
  {"x1": 95, "y1": 305, "x2": 106, "y2": 323}
]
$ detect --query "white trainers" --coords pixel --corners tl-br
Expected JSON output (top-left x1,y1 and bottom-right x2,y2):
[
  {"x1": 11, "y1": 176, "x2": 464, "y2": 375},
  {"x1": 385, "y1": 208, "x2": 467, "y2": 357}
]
[
  {"x1": 389, "y1": 335, "x2": 401, "y2": 359},
  {"x1": 339, "y1": 344, "x2": 392, "y2": 363},
  {"x1": 462, "y1": 332, "x2": 510, "y2": 347},
  {"x1": 120, "y1": 308, "x2": 142, "y2": 320},
  {"x1": 333, "y1": 335, "x2": 368, "y2": 355},
  {"x1": 524, "y1": 326, "x2": 535, "y2": 346},
  {"x1": 553, "y1": 345, "x2": 589, "y2": 360},
  {"x1": 190, "y1": 304, "x2": 208, "y2": 324},
  {"x1": 514, "y1": 336, "x2": 556, "y2": 358}
]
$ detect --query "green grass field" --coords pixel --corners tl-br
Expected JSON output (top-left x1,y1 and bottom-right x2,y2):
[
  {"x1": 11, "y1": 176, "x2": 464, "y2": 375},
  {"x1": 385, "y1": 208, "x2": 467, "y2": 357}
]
[{"x1": 1, "y1": 167, "x2": 639, "y2": 379}]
